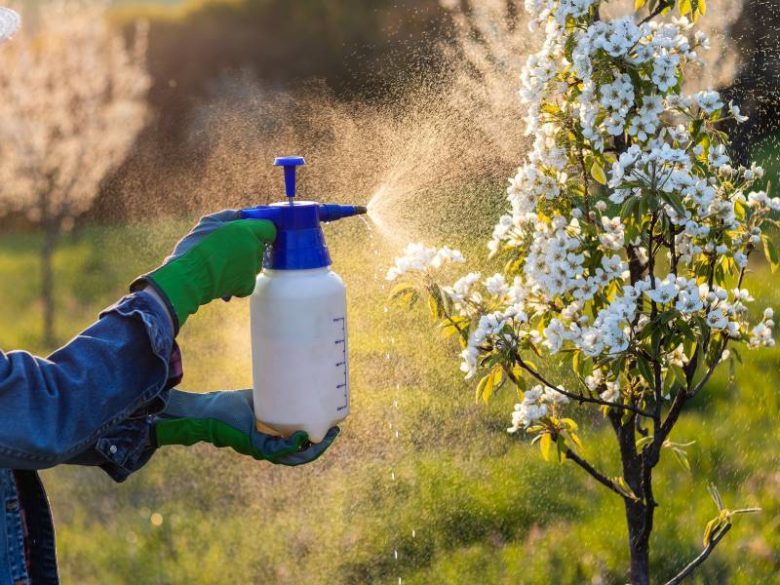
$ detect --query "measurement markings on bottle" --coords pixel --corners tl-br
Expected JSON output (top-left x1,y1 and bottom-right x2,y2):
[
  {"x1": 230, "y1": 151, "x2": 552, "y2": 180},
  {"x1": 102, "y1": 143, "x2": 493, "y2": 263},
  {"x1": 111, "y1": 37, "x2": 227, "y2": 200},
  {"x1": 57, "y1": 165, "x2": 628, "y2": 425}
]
[{"x1": 334, "y1": 317, "x2": 349, "y2": 411}]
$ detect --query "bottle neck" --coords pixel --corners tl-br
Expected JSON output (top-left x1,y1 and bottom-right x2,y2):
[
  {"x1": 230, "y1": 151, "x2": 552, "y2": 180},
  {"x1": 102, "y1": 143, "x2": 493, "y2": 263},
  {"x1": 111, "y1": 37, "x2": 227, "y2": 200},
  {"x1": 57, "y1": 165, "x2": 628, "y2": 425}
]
[
  {"x1": 263, "y1": 225, "x2": 331, "y2": 270},
  {"x1": 262, "y1": 266, "x2": 332, "y2": 276}
]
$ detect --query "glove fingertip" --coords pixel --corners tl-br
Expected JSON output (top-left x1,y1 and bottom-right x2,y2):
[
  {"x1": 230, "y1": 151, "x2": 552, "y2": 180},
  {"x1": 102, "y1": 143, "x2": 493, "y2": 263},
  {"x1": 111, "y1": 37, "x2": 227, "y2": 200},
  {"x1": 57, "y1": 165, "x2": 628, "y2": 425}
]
[
  {"x1": 241, "y1": 219, "x2": 277, "y2": 243},
  {"x1": 289, "y1": 431, "x2": 310, "y2": 448}
]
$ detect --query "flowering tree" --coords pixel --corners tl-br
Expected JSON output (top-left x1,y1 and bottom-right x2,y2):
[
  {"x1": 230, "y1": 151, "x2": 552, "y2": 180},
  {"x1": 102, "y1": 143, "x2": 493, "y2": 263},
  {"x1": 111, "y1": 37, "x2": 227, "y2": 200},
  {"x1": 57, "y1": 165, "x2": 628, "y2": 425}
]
[
  {"x1": 0, "y1": 1, "x2": 150, "y2": 345},
  {"x1": 388, "y1": 1, "x2": 779, "y2": 583},
  {"x1": 437, "y1": 0, "x2": 743, "y2": 162}
]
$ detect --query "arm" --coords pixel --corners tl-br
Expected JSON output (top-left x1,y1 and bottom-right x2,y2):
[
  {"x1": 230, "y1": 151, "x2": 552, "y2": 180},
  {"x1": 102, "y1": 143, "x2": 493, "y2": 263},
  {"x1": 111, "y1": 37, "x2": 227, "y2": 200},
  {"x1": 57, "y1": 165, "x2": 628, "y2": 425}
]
[
  {"x1": 0, "y1": 291, "x2": 174, "y2": 470},
  {"x1": 0, "y1": 210, "x2": 283, "y2": 478}
]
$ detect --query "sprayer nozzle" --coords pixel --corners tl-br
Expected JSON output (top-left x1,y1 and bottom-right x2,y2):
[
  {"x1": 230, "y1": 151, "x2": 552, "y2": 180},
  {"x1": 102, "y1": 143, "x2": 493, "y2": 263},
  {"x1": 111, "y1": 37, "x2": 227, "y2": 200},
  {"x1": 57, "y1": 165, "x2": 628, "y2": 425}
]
[{"x1": 318, "y1": 204, "x2": 368, "y2": 223}]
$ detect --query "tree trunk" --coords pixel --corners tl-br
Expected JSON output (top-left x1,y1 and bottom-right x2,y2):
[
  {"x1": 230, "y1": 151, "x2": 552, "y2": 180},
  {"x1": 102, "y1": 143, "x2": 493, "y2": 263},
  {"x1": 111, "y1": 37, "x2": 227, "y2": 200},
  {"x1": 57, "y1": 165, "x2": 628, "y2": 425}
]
[
  {"x1": 625, "y1": 499, "x2": 651, "y2": 585},
  {"x1": 610, "y1": 410, "x2": 654, "y2": 585},
  {"x1": 41, "y1": 223, "x2": 58, "y2": 347}
]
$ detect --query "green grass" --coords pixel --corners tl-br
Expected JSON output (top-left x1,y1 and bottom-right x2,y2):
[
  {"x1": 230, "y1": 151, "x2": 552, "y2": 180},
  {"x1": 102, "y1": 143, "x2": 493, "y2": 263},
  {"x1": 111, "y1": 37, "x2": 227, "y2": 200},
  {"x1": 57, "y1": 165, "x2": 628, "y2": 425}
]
[{"x1": 0, "y1": 221, "x2": 778, "y2": 584}]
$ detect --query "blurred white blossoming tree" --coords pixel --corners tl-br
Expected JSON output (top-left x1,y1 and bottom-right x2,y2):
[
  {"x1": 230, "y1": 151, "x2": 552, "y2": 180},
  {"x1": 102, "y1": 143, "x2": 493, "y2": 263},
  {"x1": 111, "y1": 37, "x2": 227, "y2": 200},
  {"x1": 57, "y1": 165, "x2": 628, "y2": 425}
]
[
  {"x1": 389, "y1": 1, "x2": 778, "y2": 583},
  {"x1": 0, "y1": 1, "x2": 150, "y2": 344}
]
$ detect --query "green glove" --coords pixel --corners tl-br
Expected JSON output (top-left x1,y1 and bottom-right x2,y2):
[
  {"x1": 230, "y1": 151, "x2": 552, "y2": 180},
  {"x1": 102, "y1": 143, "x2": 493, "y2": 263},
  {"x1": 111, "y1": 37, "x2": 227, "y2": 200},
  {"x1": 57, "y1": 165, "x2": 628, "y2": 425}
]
[
  {"x1": 137, "y1": 211, "x2": 276, "y2": 330},
  {"x1": 155, "y1": 389, "x2": 340, "y2": 466}
]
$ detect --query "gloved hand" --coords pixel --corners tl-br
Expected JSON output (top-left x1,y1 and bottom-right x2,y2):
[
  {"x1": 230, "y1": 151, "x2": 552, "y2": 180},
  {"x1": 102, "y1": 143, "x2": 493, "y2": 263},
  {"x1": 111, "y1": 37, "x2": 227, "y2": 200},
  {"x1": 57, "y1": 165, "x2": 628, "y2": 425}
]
[
  {"x1": 135, "y1": 210, "x2": 276, "y2": 330},
  {"x1": 154, "y1": 389, "x2": 340, "y2": 466}
]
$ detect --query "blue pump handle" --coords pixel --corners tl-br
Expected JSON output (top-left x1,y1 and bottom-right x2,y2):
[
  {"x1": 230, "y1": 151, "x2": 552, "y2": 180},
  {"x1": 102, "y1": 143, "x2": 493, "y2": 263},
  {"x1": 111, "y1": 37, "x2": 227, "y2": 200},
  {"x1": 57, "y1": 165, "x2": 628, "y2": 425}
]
[
  {"x1": 238, "y1": 156, "x2": 367, "y2": 270},
  {"x1": 274, "y1": 156, "x2": 305, "y2": 199}
]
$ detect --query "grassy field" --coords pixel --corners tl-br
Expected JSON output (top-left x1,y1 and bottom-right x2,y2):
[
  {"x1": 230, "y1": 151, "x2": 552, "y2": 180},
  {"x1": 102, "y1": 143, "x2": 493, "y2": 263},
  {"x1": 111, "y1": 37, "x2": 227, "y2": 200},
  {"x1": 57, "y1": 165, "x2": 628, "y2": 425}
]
[{"x1": 0, "y1": 219, "x2": 778, "y2": 584}]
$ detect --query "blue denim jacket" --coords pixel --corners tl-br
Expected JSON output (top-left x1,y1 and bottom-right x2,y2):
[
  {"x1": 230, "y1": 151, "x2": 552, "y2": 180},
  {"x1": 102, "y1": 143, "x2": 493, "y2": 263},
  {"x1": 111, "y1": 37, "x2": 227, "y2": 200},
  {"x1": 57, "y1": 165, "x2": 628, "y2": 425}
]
[{"x1": 0, "y1": 291, "x2": 175, "y2": 584}]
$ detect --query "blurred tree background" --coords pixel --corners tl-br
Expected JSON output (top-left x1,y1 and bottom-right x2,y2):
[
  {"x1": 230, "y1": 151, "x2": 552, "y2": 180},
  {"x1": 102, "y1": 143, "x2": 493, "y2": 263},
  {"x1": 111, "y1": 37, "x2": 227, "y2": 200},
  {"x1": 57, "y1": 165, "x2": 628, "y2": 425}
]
[
  {"x1": 90, "y1": 0, "x2": 779, "y2": 219},
  {"x1": 4, "y1": 0, "x2": 775, "y2": 224},
  {"x1": 94, "y1": 0, "x2": 450, "y2": 219}
]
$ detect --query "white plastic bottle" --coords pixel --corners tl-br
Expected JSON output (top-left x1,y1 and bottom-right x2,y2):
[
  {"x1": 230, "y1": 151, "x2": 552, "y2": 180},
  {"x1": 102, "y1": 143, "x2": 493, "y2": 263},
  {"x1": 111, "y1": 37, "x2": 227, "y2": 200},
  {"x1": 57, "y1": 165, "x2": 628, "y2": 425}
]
[
  {"x1": 241, "y1": 156, "x2": 365, "y2": 443},
  {"x1": 250, "y1": 267, "x2": 349, "y2": 443}
]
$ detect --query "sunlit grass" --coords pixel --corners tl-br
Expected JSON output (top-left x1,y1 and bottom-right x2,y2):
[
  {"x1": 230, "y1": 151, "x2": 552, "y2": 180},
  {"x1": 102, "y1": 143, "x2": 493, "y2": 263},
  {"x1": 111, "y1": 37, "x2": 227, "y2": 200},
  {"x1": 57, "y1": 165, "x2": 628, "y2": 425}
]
[{"x1": 0, "y1": 221, "x2": 778, "y2": 584}]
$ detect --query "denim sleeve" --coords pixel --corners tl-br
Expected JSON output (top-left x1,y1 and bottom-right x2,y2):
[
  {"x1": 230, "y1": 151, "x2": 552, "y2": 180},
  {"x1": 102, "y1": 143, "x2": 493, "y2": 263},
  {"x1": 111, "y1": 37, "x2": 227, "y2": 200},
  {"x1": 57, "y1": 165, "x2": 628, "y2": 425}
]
[
  {"x1": 0, "y1": 291, "x2": 174, "y2": 471},
  {"x1": 64, "y1": 415, "x2": 158, "y2": 482}
]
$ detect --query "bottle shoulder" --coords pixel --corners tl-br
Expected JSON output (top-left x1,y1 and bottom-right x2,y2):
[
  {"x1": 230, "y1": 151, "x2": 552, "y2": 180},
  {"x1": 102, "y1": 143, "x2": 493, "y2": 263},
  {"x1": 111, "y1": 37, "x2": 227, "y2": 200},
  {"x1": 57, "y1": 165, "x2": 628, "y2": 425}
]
[
  {"x1": 253, "y1": 267, "x2": 345, "y2": 297},
  {"x1": 260, "y1": 267, "x2": 341, "y2": 278}
]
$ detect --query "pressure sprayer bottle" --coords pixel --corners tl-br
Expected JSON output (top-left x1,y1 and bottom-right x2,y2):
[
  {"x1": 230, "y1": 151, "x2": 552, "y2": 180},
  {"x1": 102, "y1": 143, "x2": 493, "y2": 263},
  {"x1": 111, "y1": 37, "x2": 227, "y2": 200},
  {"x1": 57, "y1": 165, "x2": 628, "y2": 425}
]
[{"x1": 241, "y1": 156, "x2": 366, "y2": 443}]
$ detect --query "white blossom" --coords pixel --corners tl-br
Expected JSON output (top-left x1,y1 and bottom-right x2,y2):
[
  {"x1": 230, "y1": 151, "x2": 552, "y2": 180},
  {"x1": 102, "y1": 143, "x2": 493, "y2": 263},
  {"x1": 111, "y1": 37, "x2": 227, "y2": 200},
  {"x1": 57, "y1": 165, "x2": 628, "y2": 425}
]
[
  {"x1": 387, "y1": 243, "x2": 465, "y2": 281},
  {"x1": 393, "y1": 0, "x2": 779, "y2": 427},
  {"x1": 507, "y1": 384, "x2": 569, "y2": 433},
  {"x1": 728, "y1": 101, "x2": 749, "y2": 123},
  {"x1": 695, "y1": 90, "x2": 724, "y2": 115},
  {"x1": 484, "y1": 273, "x2": 509, "y2": 297}
]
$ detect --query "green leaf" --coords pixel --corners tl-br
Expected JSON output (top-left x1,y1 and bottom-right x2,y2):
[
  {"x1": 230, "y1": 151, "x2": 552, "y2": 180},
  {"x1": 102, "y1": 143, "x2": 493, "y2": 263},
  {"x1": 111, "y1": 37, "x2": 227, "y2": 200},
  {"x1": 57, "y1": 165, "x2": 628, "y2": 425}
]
[
  {"x1": 389, "y1": 282, "x2": 419, "y2": 308},
  {"x1": 438, "y1": 316, "x2": 467, "y2": 340},
  {"x1": 556, "y1": 436, "x2": 566, "y2": 463},
  {"x1": 670, "y1": 364, "x2": 687, "y2": 388},
  {"x1": 636, "y1": 435, "x2": 654, "y2": 450},
  {"x1": 591, "y1": 160, "x2": 607, "y2": 186},
  {"x1": 659, "y1": 191, "x2": 686, "y2": 217},
  {"x1": 475, "y1": 366, "x2": 504, "y2": 403},
  {"x1": 427, "y1": 284, "x2": 446, "y2": 319},
  {"x1": 428, "y1": 295, "x2": 441, "y2": 319},
  {"x1": 730, "y1": 507, "x2": 762, "y2": 516},
  {"x1": 511, "y1": 364, "x2": 528, "y2": 392},
  {"x1": 708, "y1": 483, "x2": 725, "y2": 511},
  {"x1": 690, "y1": 119, "x2": 704, "y2": 140},
  {"x1": 566, "y1": 430, "x2": 584, "y2": 450},
  {"x1": 615, "y1": 476, "x2": 640, "y2": 501},
  {"x1": 672, "y1": 447, "x2": 691, "y2": 472},
  {"x1": 703, "y1": 516, "x2": 722, "y2": 546},
  {"x1": 637, "y1": 356, "x2": 654, "y2": 383},
  {"x1": 390, "y1": 282, "x2": 414, "y2": 298},
  {"x1": 474, "y1": 374, "x2": 490, "y2": 403},
  {"x1": 561, "y1": 418, "x2": 578, "y2": 431},
  {"x1": 540, "y1": 433, "x2": 553, "y2": 462},
  {"x1": 762, "y1": 235, "x2": 779, "y2": 273}
]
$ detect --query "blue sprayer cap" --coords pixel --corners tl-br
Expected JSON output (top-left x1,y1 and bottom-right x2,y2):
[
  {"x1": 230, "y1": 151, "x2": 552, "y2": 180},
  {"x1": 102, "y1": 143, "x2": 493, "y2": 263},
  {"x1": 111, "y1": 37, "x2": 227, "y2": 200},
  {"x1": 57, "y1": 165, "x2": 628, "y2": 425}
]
[{"x1": 240, "y1": 156, "x2": 367, "y2": 270}]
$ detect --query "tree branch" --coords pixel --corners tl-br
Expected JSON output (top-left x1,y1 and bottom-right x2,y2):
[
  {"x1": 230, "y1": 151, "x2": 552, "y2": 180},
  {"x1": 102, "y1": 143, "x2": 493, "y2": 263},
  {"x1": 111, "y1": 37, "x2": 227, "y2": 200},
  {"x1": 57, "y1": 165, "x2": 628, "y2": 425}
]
[
  {"x1": 512, "y1": 351, "x2": 654, "y2": 418},
  {"x1": 565, "y1": 448, "x2": 630, "y2": 500},
  {"x1": 663, "y1": 524, "x2": 732, "y2": 585},
  {"x1": 659, "y1": 387, "x2": 688, "y2": 439},
  {"x1": 640, "y1": 0, "x2": 674, "y2": 26}
]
